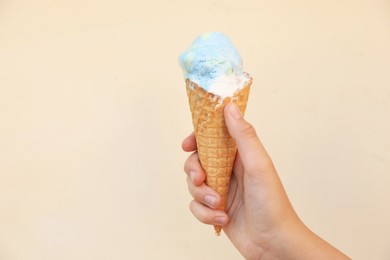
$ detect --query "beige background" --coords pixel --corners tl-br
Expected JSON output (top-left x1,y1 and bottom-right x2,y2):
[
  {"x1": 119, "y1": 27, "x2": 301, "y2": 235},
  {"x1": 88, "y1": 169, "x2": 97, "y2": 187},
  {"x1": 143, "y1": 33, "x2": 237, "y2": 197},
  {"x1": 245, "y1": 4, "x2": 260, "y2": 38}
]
[{"x1": 0, "y1": 0, "x2": 389, "y2": 259}]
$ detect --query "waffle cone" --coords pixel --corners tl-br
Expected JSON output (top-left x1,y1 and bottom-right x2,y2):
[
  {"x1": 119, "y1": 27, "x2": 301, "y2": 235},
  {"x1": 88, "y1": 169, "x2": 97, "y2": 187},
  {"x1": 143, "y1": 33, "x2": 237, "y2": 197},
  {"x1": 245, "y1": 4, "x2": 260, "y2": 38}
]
[{"x1": 186, "y1": 74, "x2": 252, "y2": 236}]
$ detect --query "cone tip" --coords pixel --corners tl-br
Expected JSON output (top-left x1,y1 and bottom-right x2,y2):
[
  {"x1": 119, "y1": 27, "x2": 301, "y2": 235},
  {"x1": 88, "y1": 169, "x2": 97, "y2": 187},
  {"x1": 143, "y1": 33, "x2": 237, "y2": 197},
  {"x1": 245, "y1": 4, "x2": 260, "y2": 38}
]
[{"x1": 214, "y1": 226, "x2": 222, "y2": 236}]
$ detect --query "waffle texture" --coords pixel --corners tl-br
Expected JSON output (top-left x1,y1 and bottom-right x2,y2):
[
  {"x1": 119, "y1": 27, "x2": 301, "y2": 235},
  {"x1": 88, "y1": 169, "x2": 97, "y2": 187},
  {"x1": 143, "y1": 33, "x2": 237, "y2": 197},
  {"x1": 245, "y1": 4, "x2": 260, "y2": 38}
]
[{"x1": 186, "y1": 74, "x2": 252, "y2": 235}]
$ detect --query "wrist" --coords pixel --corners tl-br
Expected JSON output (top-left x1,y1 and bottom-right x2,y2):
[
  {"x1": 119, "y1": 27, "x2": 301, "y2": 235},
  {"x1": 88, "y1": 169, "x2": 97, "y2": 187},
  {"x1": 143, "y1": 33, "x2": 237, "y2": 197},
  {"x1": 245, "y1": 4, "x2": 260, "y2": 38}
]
[
  {"x1": 237, "y1": 214, "x2": 305, "y2": 260},
  {"x1": 262, "y1": 217, "x2": 350, "y2": 260},
  {"x1": 260, "y1": 217, "x2": 308, "y2": 259}
]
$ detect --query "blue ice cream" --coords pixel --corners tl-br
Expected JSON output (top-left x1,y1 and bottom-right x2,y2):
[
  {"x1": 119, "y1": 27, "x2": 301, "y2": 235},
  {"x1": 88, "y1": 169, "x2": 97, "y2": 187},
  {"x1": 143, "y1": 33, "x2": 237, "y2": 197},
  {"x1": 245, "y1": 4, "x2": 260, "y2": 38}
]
[{"x1": 179, "y1": 32, "x2": 249, "y2": 99}]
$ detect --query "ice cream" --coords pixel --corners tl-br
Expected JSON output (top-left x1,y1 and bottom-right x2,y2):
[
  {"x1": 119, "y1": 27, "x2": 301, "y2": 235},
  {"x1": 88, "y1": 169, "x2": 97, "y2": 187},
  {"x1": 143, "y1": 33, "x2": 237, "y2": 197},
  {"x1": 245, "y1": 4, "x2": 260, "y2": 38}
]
[
  {"x1": 179, "y1": 32, "x2": 250, "y2": 99},
  {"x1": 180, "y1": 32, "x2": 252, "y2": 236}
]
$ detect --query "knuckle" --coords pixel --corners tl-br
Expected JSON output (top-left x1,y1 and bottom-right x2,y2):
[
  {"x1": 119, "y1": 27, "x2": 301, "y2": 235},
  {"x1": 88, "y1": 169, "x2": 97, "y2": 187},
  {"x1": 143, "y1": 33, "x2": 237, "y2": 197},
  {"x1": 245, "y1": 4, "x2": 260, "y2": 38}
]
[
  {"x1": 189, "y1": 200, "x2": 196, "y2": 215},
  {"x1": 189, "y1": 200, "x2": 211, "y2": 224},
  {"x1": 184, "y1": 152, "x2": 198, "y2": 173},
  {"x1": 197, "y1": 211, "x2": 210, "y2": 224},
  {"x1": 188, "y1": 184, "x2": 202, "y2": 202},
  {"x1": 241, "y1": 122, "x2": 257, "y2": 139},
  {"x1": 186, "y1": 176, "x2": 192, "y2": 188},
  {"x1": 187, "y1": 178, "x2": 197, "y2": 197},
  {"x1": 184, "y1": 158, "x2": 191, "y2": 173}
]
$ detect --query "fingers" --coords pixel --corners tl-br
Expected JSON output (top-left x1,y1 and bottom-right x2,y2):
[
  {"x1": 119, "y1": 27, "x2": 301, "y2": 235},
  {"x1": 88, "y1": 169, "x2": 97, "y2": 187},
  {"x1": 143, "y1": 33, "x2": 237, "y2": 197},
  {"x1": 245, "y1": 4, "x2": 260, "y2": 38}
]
[
  {"x1": 184, "y1": 152, "x2": 221, "y2": 208},
  {"x1": 184, "y1": 152, "x2": 205, "y2": 186},
  {"x1": 182, "y1": 132, "x2": 197, "y2": 152},
  {"x1": 186, "y1": 176, "x2": 221, "y2": 209},
  {"x1": 224, "y1": 103, "x2": 274, "y2": 173},
  {"x1": 184, "y1": 151, "x2": 226, "y2": 226},
  {"x1": 189, "y1": 200, "x2": 228, "y2": 226}
]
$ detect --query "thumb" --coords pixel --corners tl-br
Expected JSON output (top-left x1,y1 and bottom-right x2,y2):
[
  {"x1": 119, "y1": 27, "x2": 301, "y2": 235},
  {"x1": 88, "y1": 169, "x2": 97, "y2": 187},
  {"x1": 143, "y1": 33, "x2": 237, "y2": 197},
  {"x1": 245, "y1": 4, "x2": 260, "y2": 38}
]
[{"x1": 224, "y1": 103, "x2": 272, "y2": 172}]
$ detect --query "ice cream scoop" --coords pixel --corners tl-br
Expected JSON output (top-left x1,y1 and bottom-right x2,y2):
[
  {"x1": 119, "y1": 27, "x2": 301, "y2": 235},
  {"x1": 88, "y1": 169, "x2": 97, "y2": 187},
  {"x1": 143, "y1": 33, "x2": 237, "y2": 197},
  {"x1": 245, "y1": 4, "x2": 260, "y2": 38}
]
[{"x1": 179, "y1": 32, "x2": 249, "y2": 99}]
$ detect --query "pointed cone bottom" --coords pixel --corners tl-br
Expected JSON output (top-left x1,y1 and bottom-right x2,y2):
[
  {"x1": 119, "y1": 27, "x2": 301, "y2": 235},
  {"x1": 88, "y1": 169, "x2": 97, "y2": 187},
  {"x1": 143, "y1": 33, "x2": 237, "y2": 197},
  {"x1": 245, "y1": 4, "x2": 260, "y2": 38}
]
[{"x1": 186, "y1": 74, "x2": 252, "y2": 236}]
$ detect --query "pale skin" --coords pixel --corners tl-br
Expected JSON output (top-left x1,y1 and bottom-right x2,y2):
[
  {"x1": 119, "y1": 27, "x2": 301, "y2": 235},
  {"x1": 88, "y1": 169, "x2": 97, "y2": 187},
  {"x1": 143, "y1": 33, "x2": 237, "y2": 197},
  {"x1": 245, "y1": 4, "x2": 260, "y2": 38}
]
[{"x1": 182, "y1": 103, "x2": 350, "y2": 260}]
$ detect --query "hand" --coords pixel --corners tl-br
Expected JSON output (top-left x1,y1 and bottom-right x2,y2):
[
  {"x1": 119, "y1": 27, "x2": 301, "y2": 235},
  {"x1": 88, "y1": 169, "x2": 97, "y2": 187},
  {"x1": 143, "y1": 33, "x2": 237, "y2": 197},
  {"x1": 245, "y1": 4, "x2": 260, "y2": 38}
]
[{"x1": 182, "y1": 103, "x2": 350, "y2": 259}]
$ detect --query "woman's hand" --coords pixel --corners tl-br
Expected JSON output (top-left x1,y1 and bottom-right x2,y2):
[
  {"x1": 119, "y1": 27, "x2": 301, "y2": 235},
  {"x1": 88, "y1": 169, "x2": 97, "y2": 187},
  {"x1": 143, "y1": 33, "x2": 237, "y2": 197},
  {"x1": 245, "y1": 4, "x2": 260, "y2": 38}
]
[{"x1": 182, "y1": 103, "x2": 350, "y2": 260}]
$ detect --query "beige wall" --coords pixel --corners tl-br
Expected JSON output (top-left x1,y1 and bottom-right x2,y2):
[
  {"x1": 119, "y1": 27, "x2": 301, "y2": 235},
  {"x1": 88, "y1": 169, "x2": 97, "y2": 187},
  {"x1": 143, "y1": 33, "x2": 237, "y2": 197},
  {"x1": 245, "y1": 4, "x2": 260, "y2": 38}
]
[{"x1": 1, "y1": 0, "x2": 389, "y2": 259}]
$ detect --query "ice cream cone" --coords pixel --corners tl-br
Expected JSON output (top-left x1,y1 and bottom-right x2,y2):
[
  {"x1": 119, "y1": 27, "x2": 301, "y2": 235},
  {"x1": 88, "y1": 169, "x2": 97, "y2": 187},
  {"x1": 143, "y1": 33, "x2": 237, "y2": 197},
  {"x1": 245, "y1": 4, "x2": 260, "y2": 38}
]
[{"x1": 186, "y1": 74, "x2": 252, "y2": 236}]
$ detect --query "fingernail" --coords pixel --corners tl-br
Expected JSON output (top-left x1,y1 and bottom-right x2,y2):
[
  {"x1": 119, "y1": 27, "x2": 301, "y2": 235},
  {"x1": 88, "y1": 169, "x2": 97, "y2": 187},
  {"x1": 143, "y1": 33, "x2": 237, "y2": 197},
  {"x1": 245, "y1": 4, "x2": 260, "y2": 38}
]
[
  {"x1": 204, "y1": 195, "x2": 217, "y2": 208},
  {"x1": 214, "y1": 216, "x2": 226, "y2": 225},
  {"x1": 228, "y1": 103, "x2": 242, "y2": 119},
  {"x1": 189, "y1": 171, "x2": 196, "y2": 182}
]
